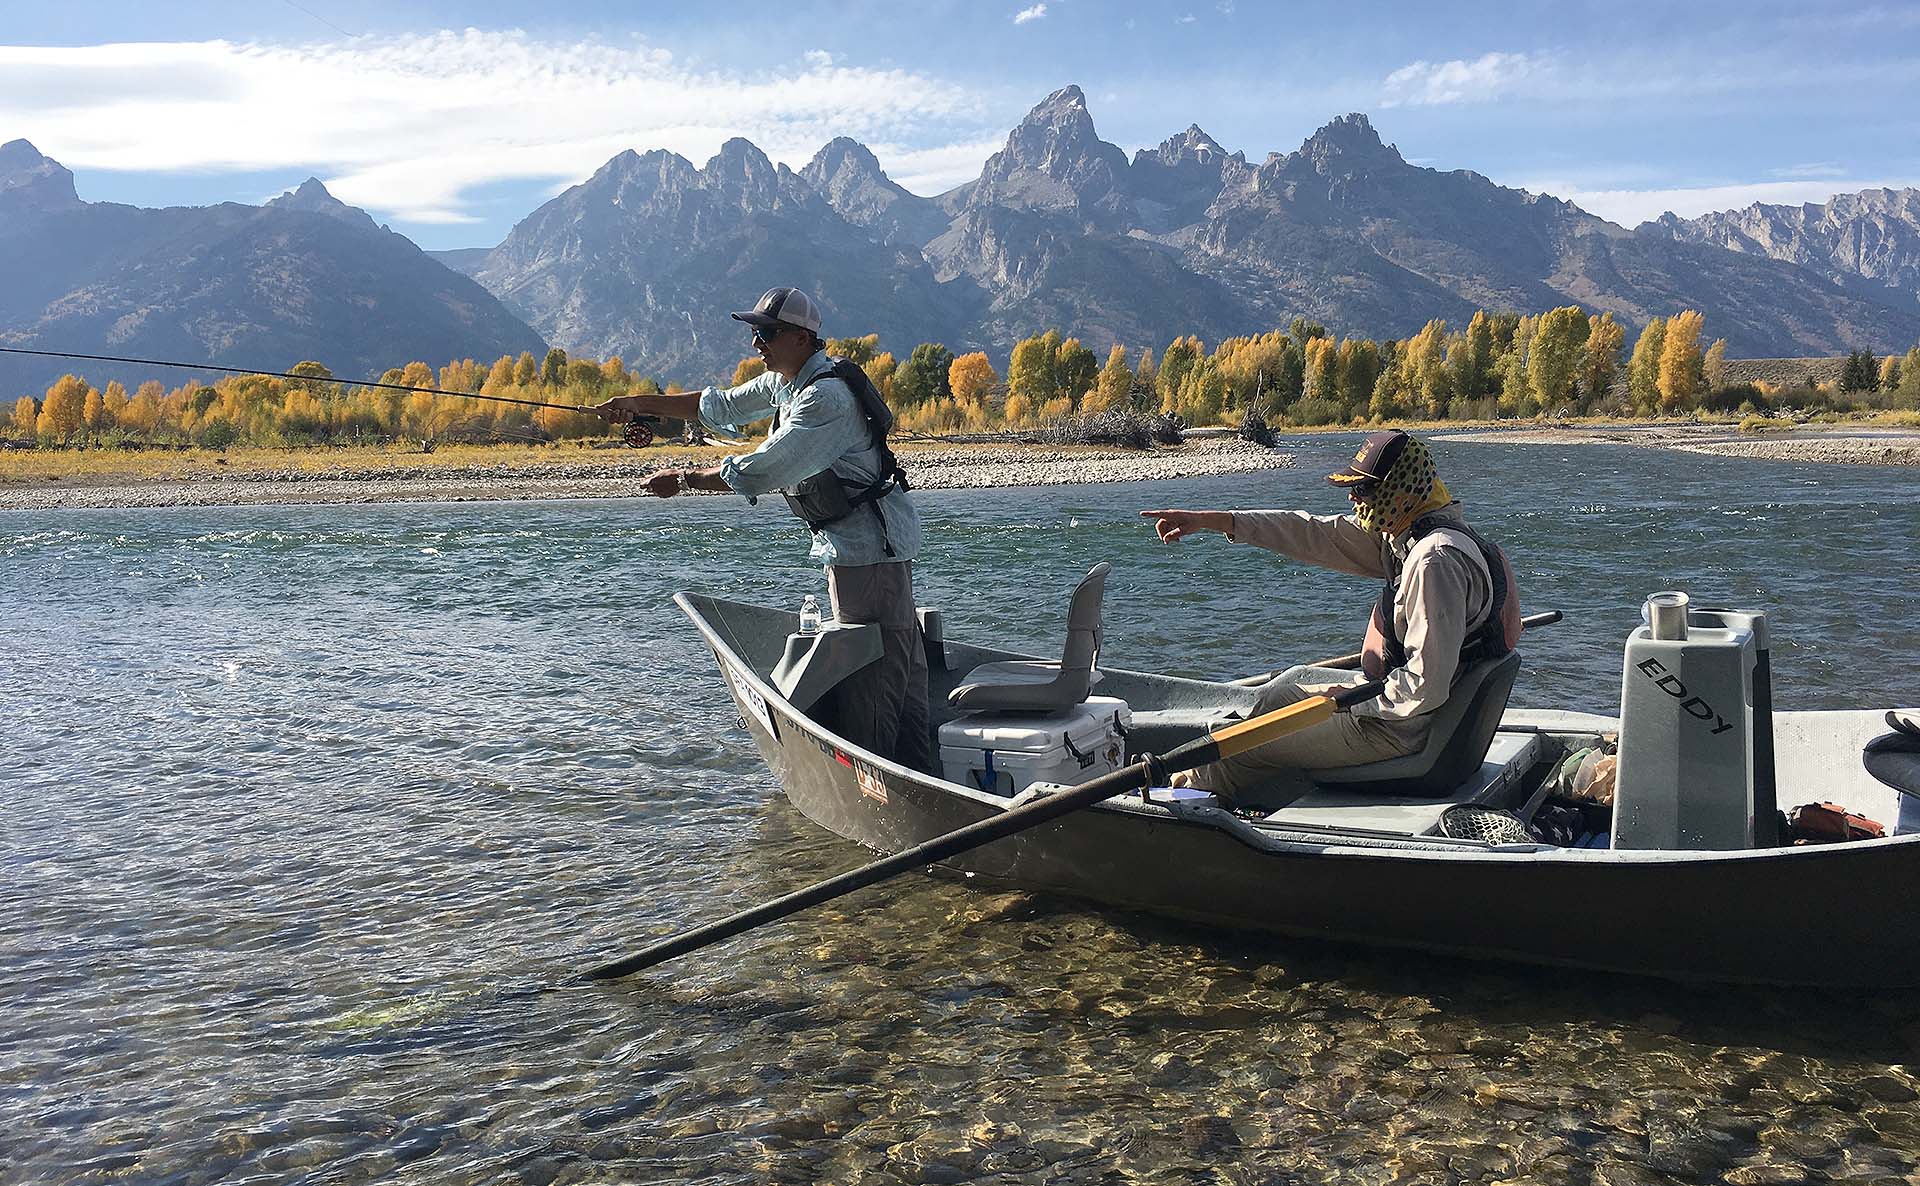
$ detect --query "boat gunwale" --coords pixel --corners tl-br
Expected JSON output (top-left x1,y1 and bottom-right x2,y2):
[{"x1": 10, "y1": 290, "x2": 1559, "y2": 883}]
[{"x1": 676, "y1": 591, "x2": 1920, "y2": 867}]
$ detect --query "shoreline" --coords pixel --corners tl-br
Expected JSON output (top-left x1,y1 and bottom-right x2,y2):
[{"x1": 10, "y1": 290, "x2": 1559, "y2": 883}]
[
  {"x1": 0, "y1": 438, "x2": 1297, "y2": 511},
  {"x1": 5, "y1": 423, "x2": 1916, "y2": 512},
  {"x1": 1430, "y1": 423, "x2": 1920, "y2": 466}
]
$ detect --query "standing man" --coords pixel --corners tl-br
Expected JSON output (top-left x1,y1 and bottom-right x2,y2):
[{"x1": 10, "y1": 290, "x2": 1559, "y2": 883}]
[
  {"x1": 1140, "y1": 430, "x2": 1520, "y2": 804},
  {"x1": 594, "y1": 287, "x2": 930, "y2": 770}
]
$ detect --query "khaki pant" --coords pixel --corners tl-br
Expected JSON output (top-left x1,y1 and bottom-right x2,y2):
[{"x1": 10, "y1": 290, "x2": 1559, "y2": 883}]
[
  {"x1": 1182, "y1": 665, "x2": 1428, "y2": 806},
  {"x1": 815, "y1": 561, "x2": 931, "y2": 771}
]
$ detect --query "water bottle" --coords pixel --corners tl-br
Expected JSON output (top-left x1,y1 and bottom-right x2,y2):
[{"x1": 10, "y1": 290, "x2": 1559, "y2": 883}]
[{"x1": 798, "y1": 594, "x2": 821, "y2": 635}]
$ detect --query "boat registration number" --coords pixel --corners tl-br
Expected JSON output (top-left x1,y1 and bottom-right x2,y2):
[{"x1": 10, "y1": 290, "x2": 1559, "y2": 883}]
[{"x1": 720, "y1": 655, "x2": 777, "y2": 739}]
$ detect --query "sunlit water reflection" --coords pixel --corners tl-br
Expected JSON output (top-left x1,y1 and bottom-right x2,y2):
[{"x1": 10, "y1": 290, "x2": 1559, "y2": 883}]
[{"x1": 4, "y1": 436, "x2": 1917, "y2": 1185}]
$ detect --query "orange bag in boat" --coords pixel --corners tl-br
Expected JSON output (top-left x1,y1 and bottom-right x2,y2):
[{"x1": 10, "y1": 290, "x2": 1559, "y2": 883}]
[{"x1": 1786, "y1": 802, "x2": 1885, "y2": 844}]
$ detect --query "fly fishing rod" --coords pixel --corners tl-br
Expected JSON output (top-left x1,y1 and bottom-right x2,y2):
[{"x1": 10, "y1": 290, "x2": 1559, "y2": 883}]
[{"x1": 0, "y1": 345, "x2": 664, "y2": 446}]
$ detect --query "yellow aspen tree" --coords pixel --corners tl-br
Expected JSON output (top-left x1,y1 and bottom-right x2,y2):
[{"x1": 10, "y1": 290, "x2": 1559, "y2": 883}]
[
  {"x1": 1083, "y1": 344, "x2": 1133, "y2": 414},
  {"x1": 827, "y1": 334, "x2": 880, "y2": 367},
  {"x1": 36, "y1": 375, "x2": 88, "y2": 440},
  {"x1": 102, "y1": 381, "x2": 129, "y2": 428},
  {"x1": 1703, "y1": 339, "x2": 1728, "y2": 392},
  {"x1": 82, "y1": 388, "x2": 106, "y2": 431},
  {"x1": 947, "y1": 352, "x2": 997, "y2": 405},
  {"x1": 512, "y1": 352, "x2": 539, "y2": 386},
  {"x1": 1008, "y1": 334, "x2": 1058, "y2": 406},
  {"x1": 12, "y1": 396, "x2": 36, "y2": 435},
  {"x1": 1528, "y1": 306, "x2": 1591, "y2": 412},
  {"x1": 1627, "y1": 318, "x2": 1666, "y2": 414},
  {"x1": 1448, "y1": 310, "x2": 1494, "y2": 401},
  {"x1": 1879, "y1": 353, "x2": 1901, "y2": 393},
  {"x1": 731, "y1": 357, "x2": 766, "y2": 386},
  {"x1": 863, "y1": 353, "x2": 897, "y2": 402},
  {"x1": 482, "y1": 356, "x2": 516, "y2": 393},
  {"x1": 1303, "y1": 335, "x2": 1338, "y2": 402},
  {"x1": 1657, "y1": 310, "x2": 1705, "y2": 411},
  {"x1": 1580, "y1": 313, "x2": 1626, "y2": 407}
]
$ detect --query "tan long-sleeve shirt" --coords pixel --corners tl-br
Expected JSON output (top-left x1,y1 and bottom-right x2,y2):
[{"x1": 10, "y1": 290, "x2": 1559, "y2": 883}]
[{"x1": 1226, "y1": 505, "x2": 1495, "y2": 720}]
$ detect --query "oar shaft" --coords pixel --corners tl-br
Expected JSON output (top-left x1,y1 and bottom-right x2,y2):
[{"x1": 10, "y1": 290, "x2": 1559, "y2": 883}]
[
  {"x1": 583, "y1": 759, "x2": 1154, "y2": 981},
  {"x1": 584, "y1": 678, "x2": 1385, "y2": 982}
]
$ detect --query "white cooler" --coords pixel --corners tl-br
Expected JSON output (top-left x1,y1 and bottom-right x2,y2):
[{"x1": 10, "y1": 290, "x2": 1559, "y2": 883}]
[{"x1": 939, "y1": 696, "x2": 1132, "y2": 796}]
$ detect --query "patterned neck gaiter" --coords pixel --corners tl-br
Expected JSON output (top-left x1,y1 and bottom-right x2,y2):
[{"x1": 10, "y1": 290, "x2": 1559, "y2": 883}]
[{"x1": 1350, "y1": 436, "x2": 1451, "y2": 537}]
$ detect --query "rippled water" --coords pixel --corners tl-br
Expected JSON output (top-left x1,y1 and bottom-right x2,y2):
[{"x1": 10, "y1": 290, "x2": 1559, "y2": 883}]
[{"x1": 4, "y1": 436, "x2": 1918, "y2": 1186}]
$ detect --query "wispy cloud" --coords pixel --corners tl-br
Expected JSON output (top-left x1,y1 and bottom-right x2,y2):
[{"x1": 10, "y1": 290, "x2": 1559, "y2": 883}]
[
  {"x1": 1013, "y1": 4, "x2": 1047, "y2": 24},
  {"x1": 1512, "y1": 175, "x2": 1920, "y2": 227},
  {"x1": 879, "y1": 138, "x2": 1005, "y2": 195},
  {"x1": 0, "y1": 31, "x2": 985, "y2": 230},
  {"x1": 1176, "y1": 13, "x2": 1197, "y2": 24},
  {"x1": 1381, "y1": 51, "x2": 1548, "y2": 107},
  {"x1": 1771, "y1": 162, "x2": 1845, "y2": 180}
]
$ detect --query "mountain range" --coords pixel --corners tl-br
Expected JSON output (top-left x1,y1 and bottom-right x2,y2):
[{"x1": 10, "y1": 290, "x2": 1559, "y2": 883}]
[
  {"x1": 6, "y1": 88, "x2": 1920, "y2": 394},
  {"x1": 446, "y1": 87, "x2": 1920, "y2": 376},
  {"x1": 0, "y1": 140, "x2": 546, "y2": 391}
]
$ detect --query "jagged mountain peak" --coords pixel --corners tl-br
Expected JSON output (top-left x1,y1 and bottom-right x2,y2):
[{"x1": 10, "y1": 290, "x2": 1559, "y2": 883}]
[
  {"x1": 1, "y1": 137, "x2": 53, "y2": 169},
  {"x1": 1137, "y1": 124, "x2": 1233, "y2": 167},
  {"x1": 805, "y1": 136, "x2": 883, "y2": 175},
  {"x1": 265, "y1": 177, "x2": 380, "y2": 231},
  {"x1": 800, "y1": 136, "x2": 948, "y2": 247},
  {"x1": 1297, "y1": 112, "x2": 1401, "y2": 167},
  {"x1": 0, "y1": 137, "x2": 81, "y2": 212},
  {"x1": 969, "y1": 84, "x2": 1129, "y2": 217}
]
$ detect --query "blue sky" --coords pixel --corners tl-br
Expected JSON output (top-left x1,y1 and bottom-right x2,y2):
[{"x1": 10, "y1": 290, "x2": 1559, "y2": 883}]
[{"x1": 4, "y1": 0, "x2": 1917, "y2": 250}]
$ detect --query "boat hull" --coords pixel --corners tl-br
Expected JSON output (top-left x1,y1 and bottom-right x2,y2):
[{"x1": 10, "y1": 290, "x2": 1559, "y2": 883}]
[{"x1": 687, "y1": 595, "x2": 1920, "y2": 987}]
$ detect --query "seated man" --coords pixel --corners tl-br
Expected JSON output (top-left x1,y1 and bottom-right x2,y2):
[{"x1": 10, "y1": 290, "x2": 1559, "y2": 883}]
[{"x1": 1140, "y1": 429, "x2": 1520, "y2": 804}]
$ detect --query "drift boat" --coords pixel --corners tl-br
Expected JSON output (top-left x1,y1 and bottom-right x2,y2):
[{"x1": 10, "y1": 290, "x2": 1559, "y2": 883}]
[{"x1": 676, "y1": 573, "x2": 1920, "y2": 988}]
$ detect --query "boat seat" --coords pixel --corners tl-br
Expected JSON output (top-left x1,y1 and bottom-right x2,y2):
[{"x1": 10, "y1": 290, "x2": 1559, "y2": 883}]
[
  {"x1": 1266, "y1": 730, "x2": 1542, "y2": 836},
  {"x1": 948, "y1": 563, "x2": 1107, "y2": 714},
  {"x1": 1304, "y1": 649, "x2": 1522, "y2": 797}
]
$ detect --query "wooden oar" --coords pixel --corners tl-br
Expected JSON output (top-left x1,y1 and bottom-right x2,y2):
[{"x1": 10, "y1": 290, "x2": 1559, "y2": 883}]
[
  {"x1": 582, "y1": 679, "x2": 1385, "y2": 981},
  {"x1": 1229, "y1": 609, "x2": 1564, "y2": 686}
]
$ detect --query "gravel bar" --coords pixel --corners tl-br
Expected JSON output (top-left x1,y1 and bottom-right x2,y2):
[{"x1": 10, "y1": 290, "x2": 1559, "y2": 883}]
[{"x1": 0, "y1": 438, "x2": 1296, "y2": 511}]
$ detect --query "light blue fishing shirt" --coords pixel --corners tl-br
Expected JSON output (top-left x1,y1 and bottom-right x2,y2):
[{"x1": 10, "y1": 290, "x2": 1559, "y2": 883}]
[{"x1": 698, "y1": 350, "x2": 922, "y2": 569}]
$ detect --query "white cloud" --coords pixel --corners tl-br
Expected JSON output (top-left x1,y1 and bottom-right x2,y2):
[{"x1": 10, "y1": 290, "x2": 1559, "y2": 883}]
[
  {"x1": 0, "y1": 31, "x2": 984, "y2": 229},
  {"x1": 803, "y1": 49, "x2": 835, "y2": 68},
  {"x1": 1176, "y1": 13, "x2": 1197, "y2": 24},
  {"x1": 1381, "y1": 51, "x2": 1548, "y2": 107},
  {"x1": 1511, "y1": 176, "x2": 1920, "y2": 227},
  {"x1": 876, "y1": 137, "x2": 1004, "y2": 196},
  {"x1": 1013, "y1": 4, "x2": 1047, "y2": 24}
]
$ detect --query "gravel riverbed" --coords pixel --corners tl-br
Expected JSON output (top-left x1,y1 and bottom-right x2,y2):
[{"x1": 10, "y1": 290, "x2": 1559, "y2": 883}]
[{"x1": 0, "y1": 438, "x2": 1296, "y2": 511}]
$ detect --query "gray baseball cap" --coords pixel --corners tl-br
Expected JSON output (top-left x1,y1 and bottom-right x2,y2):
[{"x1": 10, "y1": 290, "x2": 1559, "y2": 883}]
[{"x1": 730, "y1": 286, "x2": 822, "y2": 334}]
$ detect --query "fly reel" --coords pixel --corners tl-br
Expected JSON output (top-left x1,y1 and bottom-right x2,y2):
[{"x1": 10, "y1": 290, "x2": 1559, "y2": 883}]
[{"x1": 622, "y1": 418, "x2": 660, "y2": 448}]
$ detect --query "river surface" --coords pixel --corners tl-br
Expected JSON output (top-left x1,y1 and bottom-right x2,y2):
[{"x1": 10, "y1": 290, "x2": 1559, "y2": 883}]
[{"x1": 4, "y1": 435, "x2": 1918, "y2": 1186}]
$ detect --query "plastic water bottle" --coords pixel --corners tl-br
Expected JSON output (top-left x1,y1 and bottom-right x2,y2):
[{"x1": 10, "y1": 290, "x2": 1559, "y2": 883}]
[{"x1": 798, "y1": 594, "x2": 821, "y2": 635}]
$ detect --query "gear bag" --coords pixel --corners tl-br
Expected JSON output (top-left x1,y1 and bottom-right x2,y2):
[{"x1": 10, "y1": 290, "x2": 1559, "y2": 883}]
[{"x1": 775, "y1": 359, "x2": 911, "y2": 555}]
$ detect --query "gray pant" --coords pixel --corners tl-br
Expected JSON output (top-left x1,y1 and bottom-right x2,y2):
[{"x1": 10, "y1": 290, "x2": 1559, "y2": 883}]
[
  {"x1": 1183, "y1": 665, "x2": 1428, "y2": 805},
  {"x1": 815, "y1": 561, "x2": 931, "y2": 771}
]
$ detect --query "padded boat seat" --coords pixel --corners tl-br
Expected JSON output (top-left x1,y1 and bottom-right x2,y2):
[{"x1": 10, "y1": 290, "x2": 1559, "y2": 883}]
[
  {"x1": 1305, "y1": 649, "x2": 1522, "y2": 797},
  {"x1": 949, "y1": 563, "x2": 1108, "y2": 713},
  {"x1": 1267, "y1": 730, "x2": 1542, "y2": 836}
]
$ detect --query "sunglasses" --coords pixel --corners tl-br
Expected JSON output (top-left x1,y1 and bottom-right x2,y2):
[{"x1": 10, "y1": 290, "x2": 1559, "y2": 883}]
[{"x1": 751, "y1": 325, "x2": 790, "y2": 347}]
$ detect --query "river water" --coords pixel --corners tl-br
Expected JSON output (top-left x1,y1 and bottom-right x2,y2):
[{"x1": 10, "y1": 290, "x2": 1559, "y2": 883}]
[{"x1": 4, "y1": 435, "x2": 1917, "y2": 1185}]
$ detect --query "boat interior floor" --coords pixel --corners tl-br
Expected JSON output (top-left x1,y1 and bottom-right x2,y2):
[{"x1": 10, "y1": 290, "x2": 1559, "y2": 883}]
[{"x1": 931, "y1": 636, "x2": 1603, "y2": 839}]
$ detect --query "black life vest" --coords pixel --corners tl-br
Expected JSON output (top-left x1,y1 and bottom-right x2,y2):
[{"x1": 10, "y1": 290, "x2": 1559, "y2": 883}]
[
  {"x1": 1361, "y1": 514, "x2": 1521, "y2": 681},
  {"x1": 772, "y1": 358, "x2": 912, "y2": 557}
]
